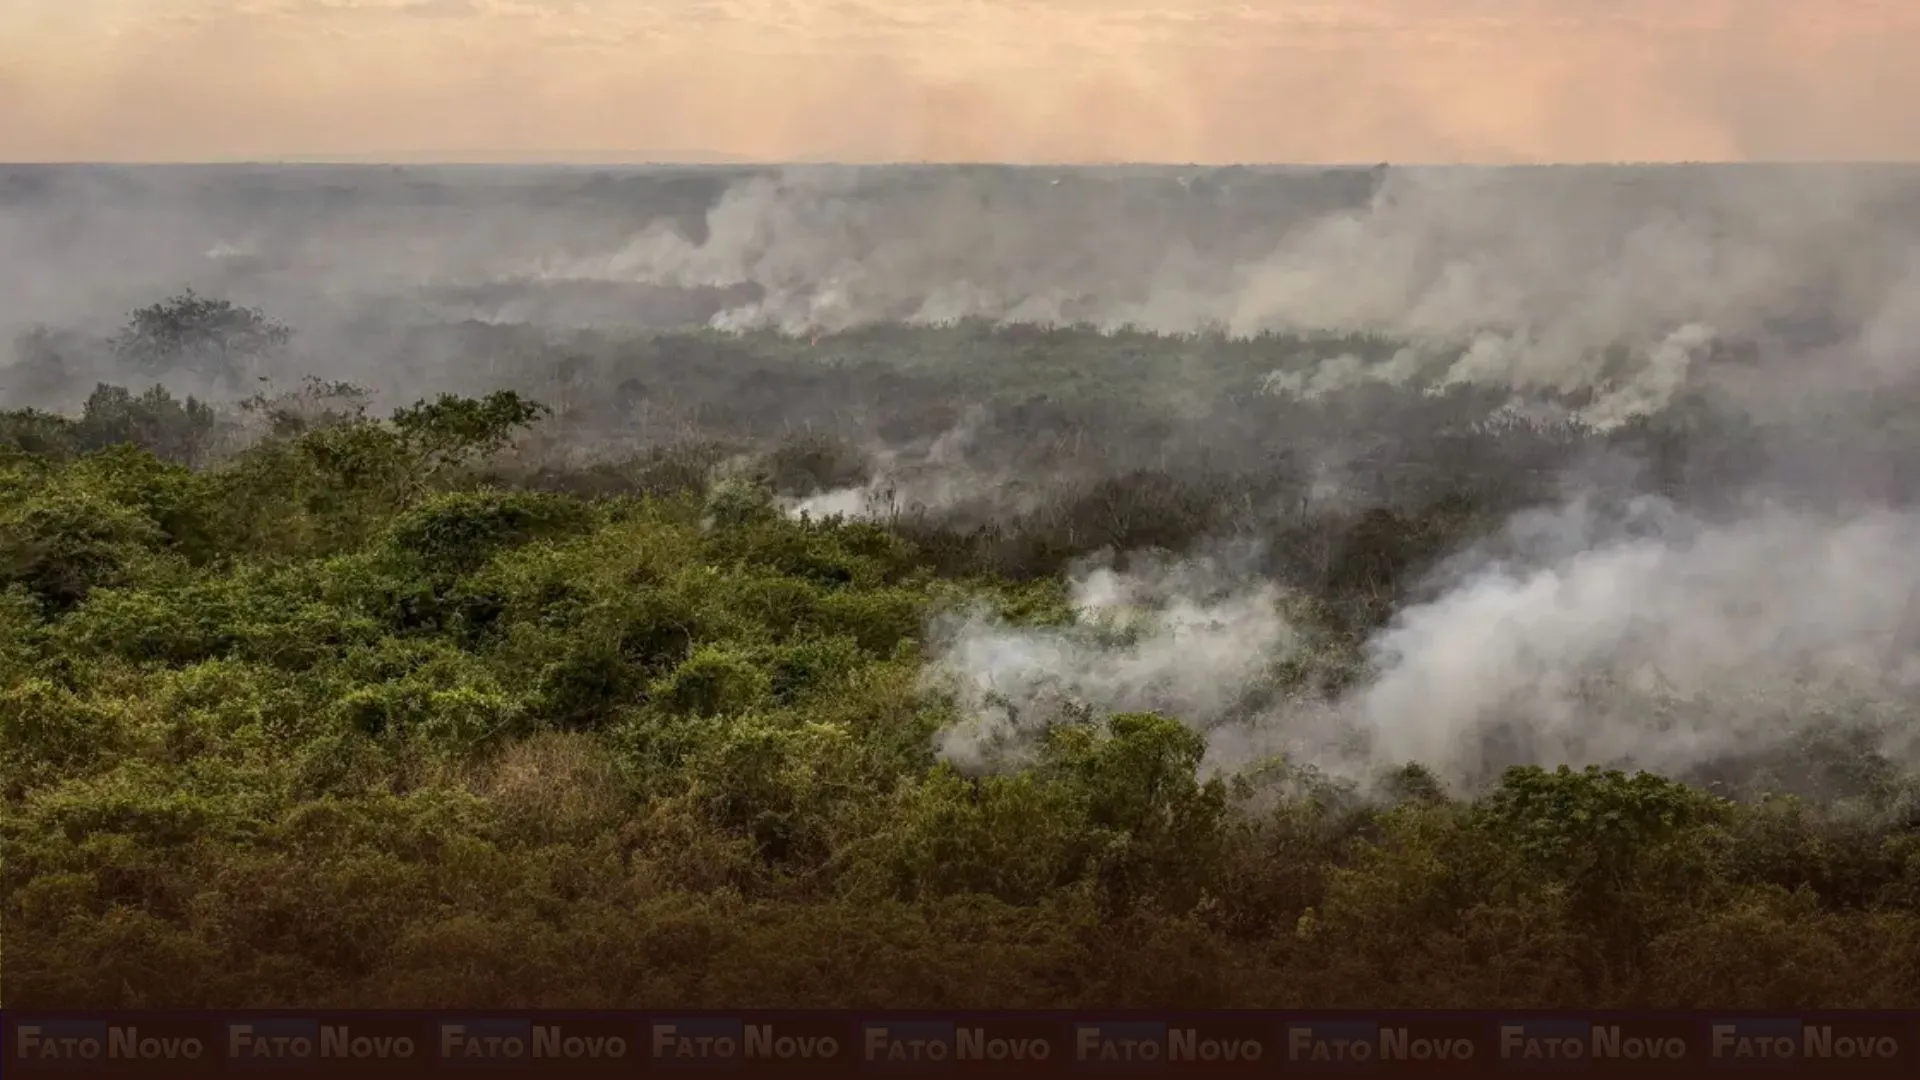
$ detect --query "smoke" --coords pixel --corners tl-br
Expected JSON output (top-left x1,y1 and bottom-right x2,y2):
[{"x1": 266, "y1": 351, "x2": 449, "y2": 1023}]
[
  {"x1": 1575, "y1": 324, "x2": 1718, "y2": 431},
  {"x1": 925, "y1": 546, "x2": 1301, "y2": 771},
  {"x1": 925, "y1": 495, "x2": 1920, "y2": 790},
  {"x1": 11, "y1": 163, "x2": 1920, "y2": 421},
  {"x1": 1351, "y1": 498, "x2": 1920, "y2": 785},
  {"x1": 533, "y1": 164, "x2": 1920, "y2": 427},
  {"x1": 1256, "y1": 323, "x2": 1719, "y2": 432},
  {"x1": 784, "y1": 407, "x2": 1010, "y2": 522},
  {"x1": 546, "y1": 167, "x2": 1714, "y2": 337}
]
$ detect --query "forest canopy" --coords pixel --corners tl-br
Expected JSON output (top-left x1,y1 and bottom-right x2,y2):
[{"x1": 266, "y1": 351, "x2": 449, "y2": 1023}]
[{"x1": 3, "y1": 293, "x2": 1919, "y2": 1009}]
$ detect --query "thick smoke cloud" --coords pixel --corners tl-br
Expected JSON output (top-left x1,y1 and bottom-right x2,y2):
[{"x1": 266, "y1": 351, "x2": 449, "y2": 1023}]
[
  {"x1": 926, "y1": 496, "x2": 1920, "y2": 789},
  {"x1": 542, "y1": 165, "x2": 1920, "y2": 420},
  {"x1": 1351, "y1": 498, "x2": 1920, "y2": 783},
  {"x1": 926, "y1": 546, "x2": 1302, "y2": 772},
  {"x1": 546, "y1": 167, "x2": 1916, "y2": 331}
]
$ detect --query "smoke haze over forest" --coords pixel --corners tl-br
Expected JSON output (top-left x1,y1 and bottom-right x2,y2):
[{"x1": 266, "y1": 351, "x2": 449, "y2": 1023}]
[
  {"x1": 8, "y1": 162, "x2": 1920, "y2": 793},
  {"x1": 12, "y1": 153, "x2": 1920, "y2": 1009},
  {"x1": 10, "y1": 163, "x2": 1920, "y2": 376}
]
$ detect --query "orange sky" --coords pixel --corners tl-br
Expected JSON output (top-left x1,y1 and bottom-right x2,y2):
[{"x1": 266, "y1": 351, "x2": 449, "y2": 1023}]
[{"x1": 3, "y1": 0, "x2": 1919, "y2": 163}]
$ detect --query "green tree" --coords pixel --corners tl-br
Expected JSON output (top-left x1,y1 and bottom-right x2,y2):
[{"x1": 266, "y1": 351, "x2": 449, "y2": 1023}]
[{"x1": 73, "y1": 384, "x2": 220, "y2": 467}]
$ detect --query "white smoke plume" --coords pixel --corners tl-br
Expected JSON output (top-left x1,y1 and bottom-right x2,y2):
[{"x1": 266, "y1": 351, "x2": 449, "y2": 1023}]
[
  {"x1": 926, "y1": 496, "x2": 1920, "y2": 790},
  {"x1": 1351, "y1": 499, "x2": 1920, "y2": 784},
  {"x1": 536, "y1": 165, "x2": 1920, "y2": 421},
  {"x1": 1257, "y1": 323, "x2": 1719, "y2": 431},
  {"x1": 925, "y1": 547, "x2": 1299, "y2": 771},
  {"x1": 783, "y1": 407, "x2": 1005, "y2": 522}
]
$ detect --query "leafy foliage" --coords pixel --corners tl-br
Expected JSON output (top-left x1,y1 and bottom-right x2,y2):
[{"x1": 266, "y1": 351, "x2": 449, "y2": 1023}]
[{"x1": 4, "y1": 318, "x2": 1920, "y2": 1008}]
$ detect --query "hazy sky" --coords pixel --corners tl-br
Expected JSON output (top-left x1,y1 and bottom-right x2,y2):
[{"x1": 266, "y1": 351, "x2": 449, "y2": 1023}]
[{"x1": 4, "y1": 0, "x2": 1919, "y2": 164}]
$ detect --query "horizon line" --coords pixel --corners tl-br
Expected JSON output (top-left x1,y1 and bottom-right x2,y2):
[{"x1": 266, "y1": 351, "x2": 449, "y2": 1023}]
[{"x1": 8, "y1": 157, "x2": 1920, "y2": 170}]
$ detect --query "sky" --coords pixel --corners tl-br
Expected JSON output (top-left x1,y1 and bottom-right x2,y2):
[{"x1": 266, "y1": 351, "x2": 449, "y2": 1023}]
[{"x1": 3, "y1": 0, "x2": 1920, "y2": 164}]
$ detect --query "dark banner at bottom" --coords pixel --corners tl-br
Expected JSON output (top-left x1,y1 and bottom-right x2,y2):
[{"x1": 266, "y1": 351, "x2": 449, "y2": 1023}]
[{"x1": 3, "y1": 1011, "x2": 1914, "y2": 1077}]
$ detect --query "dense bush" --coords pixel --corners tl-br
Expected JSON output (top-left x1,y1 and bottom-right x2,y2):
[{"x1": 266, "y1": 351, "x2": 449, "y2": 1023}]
[{"x1": 4, "y1": 335, "x2": 1920, "y2": 1008}]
